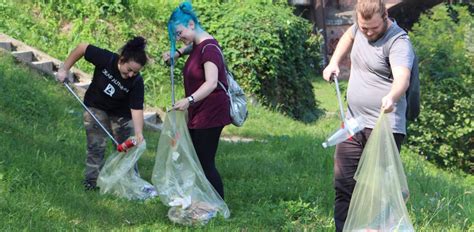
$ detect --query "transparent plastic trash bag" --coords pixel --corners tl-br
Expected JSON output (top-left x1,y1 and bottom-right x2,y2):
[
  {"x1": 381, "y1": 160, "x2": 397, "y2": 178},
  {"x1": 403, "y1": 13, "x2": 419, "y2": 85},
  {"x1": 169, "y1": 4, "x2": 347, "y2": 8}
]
[
  {"x1": 344, "y1": 113, "x2": 414, "y2": 232},
  {"x1": 97, "y1": 140, "x2": 158, "y2": 200},
  {"x1": 152, "y1": 110, "x2": 230, "y2": 226}
]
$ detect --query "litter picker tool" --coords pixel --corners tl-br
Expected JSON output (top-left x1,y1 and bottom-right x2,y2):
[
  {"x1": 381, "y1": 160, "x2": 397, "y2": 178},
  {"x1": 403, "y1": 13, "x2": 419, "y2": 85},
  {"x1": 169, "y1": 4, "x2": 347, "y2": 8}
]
[
  {"x1": 333, "y1": 74, "x2": 345, "y2": 122},
  {"x1": 322, "y1": 74, "x2": 363, "y2": 148},
  {"x1": 171, "y1": 56, "x2": 176, "y2": 107},
  {"x1": 167, "y1": 53, "x2": 178, "y2": 117},
  {"x1": 62, "y1": 81, "x2": 135, "y2": 152}
]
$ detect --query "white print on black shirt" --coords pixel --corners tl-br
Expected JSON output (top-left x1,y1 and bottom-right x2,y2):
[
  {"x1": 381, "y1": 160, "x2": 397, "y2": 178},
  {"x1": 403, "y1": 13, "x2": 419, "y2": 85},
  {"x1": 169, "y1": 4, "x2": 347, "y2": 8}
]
[
  {"x1": 102, "y1": 69, "x2": 130, "y2": 93},
  {"x1": 104, "y1": 84, "x2": 115, "y2": 96}
]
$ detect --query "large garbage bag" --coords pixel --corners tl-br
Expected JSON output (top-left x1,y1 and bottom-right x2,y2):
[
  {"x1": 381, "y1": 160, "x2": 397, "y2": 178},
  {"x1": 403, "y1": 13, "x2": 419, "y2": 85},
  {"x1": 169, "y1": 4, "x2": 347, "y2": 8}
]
[
  {"x1": 97, "y1": 140, "x2": 157, "y2": 200},
  {"x1": 152, "y1": 110, "x2": 230, "y2": 226},
  {"x1": 344, "y1": 113, "x2": 414, "y2": 232}
]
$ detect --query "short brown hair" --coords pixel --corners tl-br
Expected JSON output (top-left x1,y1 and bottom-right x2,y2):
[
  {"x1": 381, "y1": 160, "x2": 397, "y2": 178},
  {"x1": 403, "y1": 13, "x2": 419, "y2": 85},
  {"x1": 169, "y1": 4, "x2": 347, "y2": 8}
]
[{"x1": 356, "y1": 0, "x2": 386, "y2": 20}]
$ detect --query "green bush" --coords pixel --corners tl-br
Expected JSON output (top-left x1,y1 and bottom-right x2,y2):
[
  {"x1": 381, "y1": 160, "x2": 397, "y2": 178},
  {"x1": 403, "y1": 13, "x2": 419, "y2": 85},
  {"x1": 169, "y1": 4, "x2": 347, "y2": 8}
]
[
  {"x1": 196, "y1": 2, "x2": 324, "y2": 122},
  {"x1": 408, "y1": 4, "x2": 473, "y2": 173},
  {"x1": 0, "y1": 1, "x2": 323, "y2": 122}
]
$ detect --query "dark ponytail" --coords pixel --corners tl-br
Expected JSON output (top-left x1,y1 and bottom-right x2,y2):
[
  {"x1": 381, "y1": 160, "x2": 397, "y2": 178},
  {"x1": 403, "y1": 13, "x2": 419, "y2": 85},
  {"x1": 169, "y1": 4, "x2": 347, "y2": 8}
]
[{"x1": 119, "y1": 36, "x2": 148, "y2": 66}]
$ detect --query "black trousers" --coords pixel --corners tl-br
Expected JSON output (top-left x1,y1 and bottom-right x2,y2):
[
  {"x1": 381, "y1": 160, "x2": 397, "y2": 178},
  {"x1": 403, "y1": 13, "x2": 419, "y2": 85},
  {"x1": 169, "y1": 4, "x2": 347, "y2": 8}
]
[
  {"x1": 189, "y1": 126, "x2": 225, "y2": 199},
  {"x1": 333, "y1": 128, "x2": 404, "y2": 232}
]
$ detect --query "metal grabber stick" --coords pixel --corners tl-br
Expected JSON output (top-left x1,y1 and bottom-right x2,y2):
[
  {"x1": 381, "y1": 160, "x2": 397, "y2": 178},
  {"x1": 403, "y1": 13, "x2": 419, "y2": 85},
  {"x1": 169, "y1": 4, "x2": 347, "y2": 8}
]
[
  {"x1": 170, "y1": 58, "x2": 175, "y2": 106},
  {"x1": 332, "y1": 74, "x2": 346, "y2": 122},
  {"x1": 63, "y1": 82, "x2": 120, "y2": 147}
]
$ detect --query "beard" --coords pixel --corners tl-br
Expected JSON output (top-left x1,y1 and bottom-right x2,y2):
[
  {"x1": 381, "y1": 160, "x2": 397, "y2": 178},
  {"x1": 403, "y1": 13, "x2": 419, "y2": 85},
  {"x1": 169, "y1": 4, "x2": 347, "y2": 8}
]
[{"x1": 367, "y1": 19, "x2": 388, "y2": 42}]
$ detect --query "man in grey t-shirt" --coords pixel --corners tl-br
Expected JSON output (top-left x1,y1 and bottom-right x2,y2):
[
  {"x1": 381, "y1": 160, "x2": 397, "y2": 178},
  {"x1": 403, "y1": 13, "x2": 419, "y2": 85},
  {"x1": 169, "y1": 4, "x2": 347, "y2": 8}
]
[{"x1": 322, "y1": 1, "x2": 415, "y2": 231}]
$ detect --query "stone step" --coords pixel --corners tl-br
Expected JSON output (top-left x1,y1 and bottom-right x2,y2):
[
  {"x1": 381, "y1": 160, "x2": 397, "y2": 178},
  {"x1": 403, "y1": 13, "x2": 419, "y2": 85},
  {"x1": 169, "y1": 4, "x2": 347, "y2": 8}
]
[
  {"x1": 71, "y1": 82, "x2": 87, "y2": 98},
  {"x1": 31, "y1": 61, "x2": 54, "y2": 75},
  {"x1": 0, "y1": 33, "x2": 91, "y2": 83},
  {"x1": 0, "y1": 42, "x2": 12, "y2": 51},
  {"x1": 12, "y1": 51, "x2": 34, "y2": 63},
  {"x1": 144, "y1": 112, "x2": 162, "y2": 131},
  {"x1": 73, "y1": 82, "x2": 90, "y2": 90}
]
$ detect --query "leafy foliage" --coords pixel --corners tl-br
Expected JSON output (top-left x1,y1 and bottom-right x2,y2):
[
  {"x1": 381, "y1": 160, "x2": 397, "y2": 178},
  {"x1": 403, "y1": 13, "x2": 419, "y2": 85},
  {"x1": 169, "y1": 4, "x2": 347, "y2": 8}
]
[
  {"x1": 196, "y1": 2, "x2": 324, "y2": 122},
  {"x1": 408, "y1": 4, "x2": 473, "y2": 173},
  {"x1": 0, "y1": 0, "x2": 323, "y2": 122}
]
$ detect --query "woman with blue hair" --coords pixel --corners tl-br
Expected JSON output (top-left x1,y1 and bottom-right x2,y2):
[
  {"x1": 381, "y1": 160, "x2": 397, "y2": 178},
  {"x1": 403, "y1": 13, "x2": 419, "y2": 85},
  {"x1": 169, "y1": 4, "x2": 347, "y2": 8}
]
[{"x1": 163, "y1": 2, "x2": 231, "y2": 199}]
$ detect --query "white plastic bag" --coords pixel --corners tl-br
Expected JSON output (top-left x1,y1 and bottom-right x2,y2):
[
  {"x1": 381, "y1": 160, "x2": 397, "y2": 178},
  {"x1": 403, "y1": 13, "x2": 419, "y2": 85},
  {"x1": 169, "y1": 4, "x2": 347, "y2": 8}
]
[
  {"x1": 152, "y1": 110, "x2": 230, "y2": 225},
  {"x1": 97, "y1": 140, "x2": 157, "y2": 200}
]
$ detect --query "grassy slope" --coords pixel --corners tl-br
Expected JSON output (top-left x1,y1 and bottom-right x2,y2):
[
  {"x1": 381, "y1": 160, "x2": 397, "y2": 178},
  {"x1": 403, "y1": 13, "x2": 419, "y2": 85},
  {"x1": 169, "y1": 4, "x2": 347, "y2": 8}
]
[{"x1": 0, "y1": 52, "x2": 472, "y2": 231}]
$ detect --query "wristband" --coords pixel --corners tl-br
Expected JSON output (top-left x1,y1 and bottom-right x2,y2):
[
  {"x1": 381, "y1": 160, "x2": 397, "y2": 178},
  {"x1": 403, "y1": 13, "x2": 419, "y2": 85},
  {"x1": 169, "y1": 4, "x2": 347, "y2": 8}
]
[
  {"x1": 176, "y1": 49, "x2": 182, "y2": 57},
  {"x1": 187, "y1": 95, "x2": 195, "y2": 105}
]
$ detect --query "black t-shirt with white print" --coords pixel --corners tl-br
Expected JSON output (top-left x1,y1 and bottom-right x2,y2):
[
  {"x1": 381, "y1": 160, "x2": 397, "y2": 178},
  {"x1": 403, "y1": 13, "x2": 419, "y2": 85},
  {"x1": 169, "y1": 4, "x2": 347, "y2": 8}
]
[{"x1": 83, "y1": 45, "x2": 144, "y2": 119}]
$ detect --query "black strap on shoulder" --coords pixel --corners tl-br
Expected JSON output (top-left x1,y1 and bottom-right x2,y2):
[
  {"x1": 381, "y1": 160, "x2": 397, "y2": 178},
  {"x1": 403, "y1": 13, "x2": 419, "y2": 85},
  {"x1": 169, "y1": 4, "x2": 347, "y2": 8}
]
[
  {"x1": 383, "y1": 29, "x2": 408, "y2": 66},
  {"x1": 384, "y1": 29, "x2": 409, "y2": 82}
]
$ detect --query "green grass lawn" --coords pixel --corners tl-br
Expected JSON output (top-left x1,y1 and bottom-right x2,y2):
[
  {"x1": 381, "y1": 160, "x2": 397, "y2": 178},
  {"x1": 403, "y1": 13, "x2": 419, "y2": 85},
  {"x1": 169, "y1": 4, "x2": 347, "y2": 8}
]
[{"x1": 0, "y1": 52, "x2": 472, "y2": 231}]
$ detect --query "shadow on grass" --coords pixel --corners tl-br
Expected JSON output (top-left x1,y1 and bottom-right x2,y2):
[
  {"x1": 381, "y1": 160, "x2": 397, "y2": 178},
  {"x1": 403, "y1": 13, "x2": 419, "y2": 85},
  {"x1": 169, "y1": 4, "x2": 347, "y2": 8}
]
[{"x1": 1, "y1": 53, "x2": 471, "y2": 230}]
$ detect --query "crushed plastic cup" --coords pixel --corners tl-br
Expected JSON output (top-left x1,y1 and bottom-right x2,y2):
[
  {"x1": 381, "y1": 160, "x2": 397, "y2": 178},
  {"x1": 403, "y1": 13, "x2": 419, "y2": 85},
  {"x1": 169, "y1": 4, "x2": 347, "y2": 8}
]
[
  {"x1": 169, "y1": 196, "x2": 192, "y2": 208},
  {"x1": 322, "y1": 127, "x2": 352, "y2": 148},
  {"x1": 322, "y1": 117, "x2": 364, "y2": 148},
  {"x1": 345, "y1": 117, "x2": 363, "y2": 135},
  {"x1": 141, "y1": 185, "x2": 158, "y2": 200}
]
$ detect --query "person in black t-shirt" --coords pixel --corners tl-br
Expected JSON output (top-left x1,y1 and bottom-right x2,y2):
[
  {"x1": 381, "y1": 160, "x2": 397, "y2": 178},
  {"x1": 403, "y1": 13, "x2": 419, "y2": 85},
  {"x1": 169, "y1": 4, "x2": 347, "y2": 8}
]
[{"x1": 57, "y1": 36, "x2": 148, "y2": 191}]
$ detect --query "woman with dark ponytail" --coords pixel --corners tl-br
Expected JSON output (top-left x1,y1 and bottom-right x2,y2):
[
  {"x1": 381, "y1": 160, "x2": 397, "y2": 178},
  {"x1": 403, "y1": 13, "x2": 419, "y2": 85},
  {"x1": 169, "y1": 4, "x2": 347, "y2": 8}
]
[
  {"x1": 57, "y1": 36, "x2": 148, "y2": 191},
  {"x1": 163, "y1": 2, "x2": 231, "y2": 199}
]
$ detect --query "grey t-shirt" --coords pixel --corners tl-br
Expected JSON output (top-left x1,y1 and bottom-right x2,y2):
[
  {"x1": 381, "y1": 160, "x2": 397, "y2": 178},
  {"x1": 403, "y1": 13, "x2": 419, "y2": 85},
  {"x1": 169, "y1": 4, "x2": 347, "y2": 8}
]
[{"x1": 347, "y1": 21, "x2": 415, "y2": 134}]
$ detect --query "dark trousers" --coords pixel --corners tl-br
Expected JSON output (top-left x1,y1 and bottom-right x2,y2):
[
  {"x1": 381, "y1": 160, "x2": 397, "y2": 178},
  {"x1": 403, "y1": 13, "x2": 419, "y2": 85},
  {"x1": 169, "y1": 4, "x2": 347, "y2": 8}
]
[
  {"x1": 189, "y1": 126, "x2": 225, "y2": 199},
  {"x1": 334, "y1": 128, "x2": 404, "y2": 232}
]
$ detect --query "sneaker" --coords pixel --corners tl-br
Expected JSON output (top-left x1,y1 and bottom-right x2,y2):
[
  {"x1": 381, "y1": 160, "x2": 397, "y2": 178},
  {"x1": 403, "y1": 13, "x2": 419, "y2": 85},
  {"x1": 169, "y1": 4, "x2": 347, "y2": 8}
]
[{"x1": 83, "y1": 180, "x2": 99, "y2": 191}]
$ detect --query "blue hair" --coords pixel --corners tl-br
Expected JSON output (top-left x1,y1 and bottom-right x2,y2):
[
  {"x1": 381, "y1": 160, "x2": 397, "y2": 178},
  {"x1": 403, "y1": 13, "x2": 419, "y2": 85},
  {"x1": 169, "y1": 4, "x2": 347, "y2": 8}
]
[{"x1": 167, "y1": 2, "x2": 202, "y2": 65}]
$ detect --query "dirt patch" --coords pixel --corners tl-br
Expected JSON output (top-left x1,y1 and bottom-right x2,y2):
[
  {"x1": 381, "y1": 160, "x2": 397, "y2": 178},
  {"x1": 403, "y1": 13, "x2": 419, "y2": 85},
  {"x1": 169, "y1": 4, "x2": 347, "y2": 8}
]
[
  {"x1": 60, "y1": 21, "x2": 73, "y2": 34},
  {"x1": 220, "y1": 135, "x2": 262, "y2": 143}
]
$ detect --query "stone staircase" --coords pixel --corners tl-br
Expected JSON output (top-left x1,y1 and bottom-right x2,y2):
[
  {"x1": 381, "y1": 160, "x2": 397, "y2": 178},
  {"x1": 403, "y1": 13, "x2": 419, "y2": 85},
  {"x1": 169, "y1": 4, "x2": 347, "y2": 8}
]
[{"x1": 0, "y1": 33, "x2": 162, "y2": 131}]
